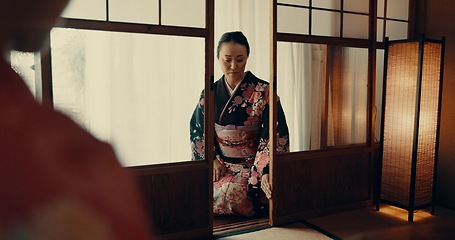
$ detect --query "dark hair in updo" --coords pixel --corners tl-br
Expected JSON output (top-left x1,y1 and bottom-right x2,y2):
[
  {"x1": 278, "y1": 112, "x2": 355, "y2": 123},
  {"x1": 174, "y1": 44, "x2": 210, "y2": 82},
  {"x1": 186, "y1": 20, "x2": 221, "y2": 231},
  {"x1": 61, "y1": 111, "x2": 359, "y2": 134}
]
[{"x1": 216, "y1": 31, "x2": 250, "y2": 59}]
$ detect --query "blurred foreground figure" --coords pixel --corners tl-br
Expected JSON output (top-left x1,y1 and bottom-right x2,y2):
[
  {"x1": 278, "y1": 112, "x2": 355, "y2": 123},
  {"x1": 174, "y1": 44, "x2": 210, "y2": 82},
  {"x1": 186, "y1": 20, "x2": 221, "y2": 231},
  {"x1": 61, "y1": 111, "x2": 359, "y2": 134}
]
[{"x1": 0, "y1": 1, "x2": 153, "y2": 239}]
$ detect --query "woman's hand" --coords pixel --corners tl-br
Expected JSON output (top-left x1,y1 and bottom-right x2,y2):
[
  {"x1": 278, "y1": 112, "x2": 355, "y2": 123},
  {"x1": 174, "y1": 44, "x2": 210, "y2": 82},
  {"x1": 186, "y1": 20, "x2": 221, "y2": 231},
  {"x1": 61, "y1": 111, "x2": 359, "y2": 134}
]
[
  {"x1": 261, "y1": 174, "x2": 272, "y2": 199},
  {"x1": 213, "y1": 158, "x2": 226, "y2": 182}
]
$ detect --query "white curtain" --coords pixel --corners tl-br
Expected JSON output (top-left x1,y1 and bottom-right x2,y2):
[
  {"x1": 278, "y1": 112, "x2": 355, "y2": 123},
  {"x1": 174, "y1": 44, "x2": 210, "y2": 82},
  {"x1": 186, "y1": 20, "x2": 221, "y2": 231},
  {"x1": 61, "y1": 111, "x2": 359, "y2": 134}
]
[
  {"x1": 277, "y1": 43, "x2": 326, "y2": 151},
  {"x1": 339, "y1": 47, "x2": 368, "y2": 145},
  {"x1": 278, "y1": 43, "x2": 369, "y2": 151},
  {"x1": 51, "y1": 29, "x2": 205, "y2": 166},
  {"x1": 52, "y1": 0, "x2": 271, "y2": 167},
  {"x1": 51, "y1": 0, "x2": 368, "y2": 166},
  {"x1": 215, "y1": 0, "x2": 270, "y2": 81},
  {"x1": 86, "y1": 33, "x2": 205, "y2": 166}
]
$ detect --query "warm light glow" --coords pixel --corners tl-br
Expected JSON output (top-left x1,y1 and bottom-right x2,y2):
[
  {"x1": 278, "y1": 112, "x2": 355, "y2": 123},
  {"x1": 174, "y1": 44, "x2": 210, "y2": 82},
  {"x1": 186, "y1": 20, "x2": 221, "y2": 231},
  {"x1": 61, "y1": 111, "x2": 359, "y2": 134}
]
[
  {"x1": 378, "y1": 205, "x2": 433, "y2": 222},
  {"x1": 380, "y1": 37, "x2": 444, "y2": 221}
]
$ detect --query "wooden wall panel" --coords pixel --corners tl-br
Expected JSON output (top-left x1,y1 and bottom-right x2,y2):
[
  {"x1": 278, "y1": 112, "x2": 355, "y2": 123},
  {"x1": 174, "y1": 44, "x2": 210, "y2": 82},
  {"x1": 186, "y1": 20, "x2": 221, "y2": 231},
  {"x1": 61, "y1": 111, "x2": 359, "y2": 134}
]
[
  {"x1": 273, "y1": 150, "x2": 372, "y2": 223},
  {"x1": 134, "y1": 164, "x2": 210, "y2": 239}
]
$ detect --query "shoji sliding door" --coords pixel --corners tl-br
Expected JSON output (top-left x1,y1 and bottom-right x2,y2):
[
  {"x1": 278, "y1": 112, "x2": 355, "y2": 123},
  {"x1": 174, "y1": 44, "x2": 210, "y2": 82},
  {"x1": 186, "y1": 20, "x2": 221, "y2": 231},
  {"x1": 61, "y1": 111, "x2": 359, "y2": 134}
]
[{"x1": 41, "y1": 0, "x2": 215, "y2": 239}]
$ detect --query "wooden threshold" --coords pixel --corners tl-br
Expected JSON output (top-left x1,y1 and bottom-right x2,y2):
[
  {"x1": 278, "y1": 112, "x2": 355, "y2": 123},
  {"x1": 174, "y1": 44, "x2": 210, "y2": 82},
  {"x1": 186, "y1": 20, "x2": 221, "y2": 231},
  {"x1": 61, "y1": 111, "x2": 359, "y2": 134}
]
[{"x1": 213, "y1": 217, "x2": 269, "y2": 237}]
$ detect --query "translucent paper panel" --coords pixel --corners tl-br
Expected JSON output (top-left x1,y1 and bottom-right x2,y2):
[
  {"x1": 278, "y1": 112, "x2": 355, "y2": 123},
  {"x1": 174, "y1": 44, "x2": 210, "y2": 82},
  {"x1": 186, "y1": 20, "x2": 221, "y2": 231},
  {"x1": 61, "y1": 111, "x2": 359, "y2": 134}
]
[
  {"x1": 278, "y1": 0, "x2": 309, "y2": 6},
  {"x1": 277, "y1": 43, "x2": 368, "y2": 151},
  {"x1": 344, "y1": 0, "x2": 369, "y2": 13},
  {"x1": 375, "y1": 49, "x2": 384, "y2": 142},
  {"x1": 162, "y1": 0, "x2": 205, "y2": 28},
  {"x1": 312, "y1": 10, "x2": 340, "y2": 37},
  {"x1": 343, "y1": 14, "x2": 368, "y2": 39},
  {"x1": 61, "y1": 0, "x2": 106, "y2": 20},
  {"x1": 313, "y1": 0, "x2": 341, "y2": 9},
  {"x1": 277, "y1": 6, "x2": 309, "y2": 34},
  {"x1": 10, "y1": 51, "x2": 36, "y2": 96},
  {"x1": 338, "y1": 47, "x2": 369, "y2": 146},
  {"x1": 377, "y1": 19, "x2": 384, "y2": 42},
  {"x1": 381, "y1": 42, "x2": 419, "y2": 206},
  {"x1": 377, "y1": 0, "x2": 385, "y2": 17},
  {"x1": 386, "y1": 20, "x2": 408, "y2": 40},
  {"x1": 415, "y1": 42, "x2": 442, "y2": 206},
  {"x1": 109, "y1": 0, "x2": 159, "y2": 24},
  {"x1": 50, "y1": 28, "x2": 205, "y2": 167},
  {"x1": 381, "y1": 40, "x2": 441, "y2": 207},
  {"x1": 387, "y1": 0, "x2": 409, "y2": 20},
  {"x1": 62, "y1": 0, "x2": 205, "y2": 26}
]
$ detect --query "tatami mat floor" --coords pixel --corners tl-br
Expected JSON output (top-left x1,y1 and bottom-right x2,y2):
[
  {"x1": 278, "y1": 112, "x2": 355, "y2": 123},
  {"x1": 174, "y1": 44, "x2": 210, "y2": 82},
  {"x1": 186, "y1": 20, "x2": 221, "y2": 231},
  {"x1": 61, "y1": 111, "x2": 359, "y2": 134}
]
[{"x1": 215, "y1": 204, "x2": 455, "y2": 239}]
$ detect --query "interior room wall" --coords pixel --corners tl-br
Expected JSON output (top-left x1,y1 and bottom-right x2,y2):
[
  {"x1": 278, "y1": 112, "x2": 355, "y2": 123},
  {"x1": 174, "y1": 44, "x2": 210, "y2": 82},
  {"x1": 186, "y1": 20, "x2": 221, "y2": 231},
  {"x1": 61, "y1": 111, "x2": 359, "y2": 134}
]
[{"x1": 423, "y1": 0, "x2": 455, "y2": 209}]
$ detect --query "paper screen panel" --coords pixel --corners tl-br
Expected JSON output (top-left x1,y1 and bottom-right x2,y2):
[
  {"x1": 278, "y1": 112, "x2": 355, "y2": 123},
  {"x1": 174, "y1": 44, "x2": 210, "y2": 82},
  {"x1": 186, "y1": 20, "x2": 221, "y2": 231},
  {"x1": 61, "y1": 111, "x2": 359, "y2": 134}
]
[{"x1": 381, "y1": 42, "x2": 419, "y2": 206}]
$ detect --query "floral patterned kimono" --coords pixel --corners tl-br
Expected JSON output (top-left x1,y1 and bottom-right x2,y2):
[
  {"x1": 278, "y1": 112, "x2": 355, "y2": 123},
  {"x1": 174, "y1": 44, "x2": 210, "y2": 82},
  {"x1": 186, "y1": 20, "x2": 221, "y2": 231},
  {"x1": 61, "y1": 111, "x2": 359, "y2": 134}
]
[{"x1": 190, "y1": 71, "x2": 289, "y2": 217}]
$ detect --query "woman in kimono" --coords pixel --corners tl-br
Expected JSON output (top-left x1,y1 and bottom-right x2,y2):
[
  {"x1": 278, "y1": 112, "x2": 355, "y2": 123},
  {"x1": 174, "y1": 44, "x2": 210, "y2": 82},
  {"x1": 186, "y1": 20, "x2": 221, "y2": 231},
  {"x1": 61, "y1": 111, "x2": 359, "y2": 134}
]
[{"x1": 190, "y1": 31, "x2": 289, "y2": 217}]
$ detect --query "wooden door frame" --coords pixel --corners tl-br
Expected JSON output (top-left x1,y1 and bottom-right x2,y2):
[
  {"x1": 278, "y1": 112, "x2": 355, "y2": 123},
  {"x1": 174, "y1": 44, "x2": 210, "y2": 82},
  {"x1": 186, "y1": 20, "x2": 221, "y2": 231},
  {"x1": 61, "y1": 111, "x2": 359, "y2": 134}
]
[{"x1": 45, "y1": 1, "x2": 216, "y2": 238}]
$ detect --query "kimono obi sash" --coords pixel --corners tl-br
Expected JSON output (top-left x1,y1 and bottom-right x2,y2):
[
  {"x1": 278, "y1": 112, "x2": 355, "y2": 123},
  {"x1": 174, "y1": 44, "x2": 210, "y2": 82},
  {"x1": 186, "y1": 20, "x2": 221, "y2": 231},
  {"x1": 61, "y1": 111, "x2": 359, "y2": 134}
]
[{"x1": 215, "y1": 123, "x2": 261, "y2": 159}]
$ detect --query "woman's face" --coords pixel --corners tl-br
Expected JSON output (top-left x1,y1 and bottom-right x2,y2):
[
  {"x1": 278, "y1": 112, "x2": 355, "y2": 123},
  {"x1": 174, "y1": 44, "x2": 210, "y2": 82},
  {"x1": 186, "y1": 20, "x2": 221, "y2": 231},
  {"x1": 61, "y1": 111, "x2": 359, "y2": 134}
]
[{"x1": 218, "y1": 42, "x2": 248, "y2": 82}]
